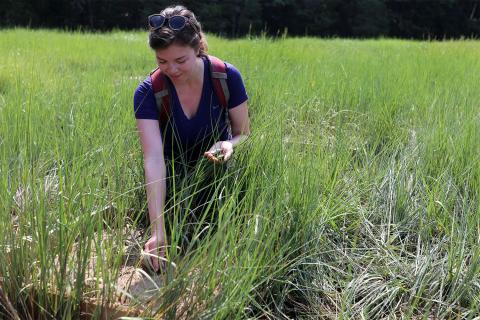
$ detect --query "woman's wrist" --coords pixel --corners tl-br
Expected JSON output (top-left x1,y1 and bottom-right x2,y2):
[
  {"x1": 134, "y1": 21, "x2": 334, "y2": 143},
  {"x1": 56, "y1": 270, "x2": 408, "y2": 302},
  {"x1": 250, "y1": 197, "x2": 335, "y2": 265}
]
[
  {"x1": 227, "y1": 134, "x2": 248, "y2": 148},
  {"x1": 151, "y1": 220, "x2": 165, "y2": 238}
]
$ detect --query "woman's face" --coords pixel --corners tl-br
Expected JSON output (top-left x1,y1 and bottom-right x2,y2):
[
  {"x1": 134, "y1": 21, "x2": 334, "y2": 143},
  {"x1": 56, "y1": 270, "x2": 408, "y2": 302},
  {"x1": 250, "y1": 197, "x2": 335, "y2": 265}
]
[{"x1": 155, "y1": 43, "x2": 199, "y2": 82}]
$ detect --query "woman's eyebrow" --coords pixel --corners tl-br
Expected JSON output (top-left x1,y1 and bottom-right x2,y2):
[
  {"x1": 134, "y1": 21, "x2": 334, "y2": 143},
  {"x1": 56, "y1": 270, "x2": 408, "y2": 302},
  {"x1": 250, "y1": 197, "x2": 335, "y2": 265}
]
[{"x1": 156, "y1": 55, "x2": 187, "y2": 61}]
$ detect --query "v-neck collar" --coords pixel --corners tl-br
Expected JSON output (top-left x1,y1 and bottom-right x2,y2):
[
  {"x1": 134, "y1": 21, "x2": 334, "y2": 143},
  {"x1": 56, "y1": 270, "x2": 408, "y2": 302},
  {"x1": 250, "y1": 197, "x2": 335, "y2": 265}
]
[{"x1": 169, "y1": 57, "x2": 208, "y2": 121}]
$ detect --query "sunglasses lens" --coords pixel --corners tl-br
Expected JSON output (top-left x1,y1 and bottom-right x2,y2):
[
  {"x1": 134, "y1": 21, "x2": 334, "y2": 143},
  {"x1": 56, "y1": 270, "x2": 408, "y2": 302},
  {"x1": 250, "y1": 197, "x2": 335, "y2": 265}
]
[
  {"x1": 169, "y1": 16, "x2": 187, "y2": 30},
  {"x1": 149, "y1": 15, "x2": 165, "y2": 29}
]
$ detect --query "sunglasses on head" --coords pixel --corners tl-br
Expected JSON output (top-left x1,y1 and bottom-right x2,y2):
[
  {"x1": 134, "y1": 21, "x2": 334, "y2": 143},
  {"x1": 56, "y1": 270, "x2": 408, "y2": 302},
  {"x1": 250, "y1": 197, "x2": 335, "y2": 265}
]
[{"x1": 148, "y1": 14, "x2": 195, "y2": 32}]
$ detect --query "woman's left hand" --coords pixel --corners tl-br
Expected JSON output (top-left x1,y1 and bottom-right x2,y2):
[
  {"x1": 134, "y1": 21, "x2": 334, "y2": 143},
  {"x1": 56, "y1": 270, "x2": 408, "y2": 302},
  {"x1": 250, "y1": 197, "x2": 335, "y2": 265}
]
[{"x1": 204, "y1": 141, "x2": 233, "y2": 164}]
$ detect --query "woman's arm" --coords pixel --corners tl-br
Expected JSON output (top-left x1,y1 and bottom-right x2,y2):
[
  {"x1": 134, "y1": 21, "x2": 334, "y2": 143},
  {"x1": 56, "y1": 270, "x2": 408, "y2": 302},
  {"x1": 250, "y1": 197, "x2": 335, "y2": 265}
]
[
  {"x1": 228, "y1": 101, "x2": 250, "y2": 144},
  {"x1": 204, "y1": 101, "x2": 250, "y2": 163},
  {"x1": 136, "y1": 119, "x2": 167, "y2": 271}
]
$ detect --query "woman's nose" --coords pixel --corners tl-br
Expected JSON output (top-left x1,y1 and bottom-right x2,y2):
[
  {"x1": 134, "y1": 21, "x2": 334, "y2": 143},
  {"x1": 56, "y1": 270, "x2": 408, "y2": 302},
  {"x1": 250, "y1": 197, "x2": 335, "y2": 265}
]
[{"x1": 166, "y1": 63, "x2": 178, "y2": 73}]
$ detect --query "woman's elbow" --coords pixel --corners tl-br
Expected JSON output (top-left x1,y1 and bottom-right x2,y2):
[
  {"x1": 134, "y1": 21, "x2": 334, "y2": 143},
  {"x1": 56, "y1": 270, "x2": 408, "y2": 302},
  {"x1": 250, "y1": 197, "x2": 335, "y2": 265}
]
[{"x1": 233, "y1": 123, "x2": 250, "y2": 137}]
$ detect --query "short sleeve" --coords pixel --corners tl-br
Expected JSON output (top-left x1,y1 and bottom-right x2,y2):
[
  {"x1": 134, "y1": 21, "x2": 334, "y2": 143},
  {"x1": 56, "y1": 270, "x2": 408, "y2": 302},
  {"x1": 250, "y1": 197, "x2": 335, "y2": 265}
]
[
  {"x1": 133, "y1": 77, "x2": 159, "y2": 120},
  {"x1": 225, "y1": 62, "x2": 248, "y2": 109}
]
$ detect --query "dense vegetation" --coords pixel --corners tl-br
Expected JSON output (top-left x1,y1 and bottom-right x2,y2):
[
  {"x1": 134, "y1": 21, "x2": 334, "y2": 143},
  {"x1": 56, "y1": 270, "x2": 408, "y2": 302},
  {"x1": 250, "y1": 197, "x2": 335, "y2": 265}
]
[
  {"x1": 0, "y1": 29, "x2": 479, "y2": 319},
  {"x1": 1, "y1": 0, "x2": 480, "y2": 38}
]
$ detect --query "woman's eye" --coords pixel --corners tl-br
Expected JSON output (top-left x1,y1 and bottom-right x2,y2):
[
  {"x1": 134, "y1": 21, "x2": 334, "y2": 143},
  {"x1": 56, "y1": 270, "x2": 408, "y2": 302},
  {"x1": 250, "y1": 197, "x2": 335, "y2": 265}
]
[
  {"x1": 158, "y1": 60, "x2": 167, "y2": 64},
  {"x1": 177, "y1": 60, "x2": 186, "y2": 64}
]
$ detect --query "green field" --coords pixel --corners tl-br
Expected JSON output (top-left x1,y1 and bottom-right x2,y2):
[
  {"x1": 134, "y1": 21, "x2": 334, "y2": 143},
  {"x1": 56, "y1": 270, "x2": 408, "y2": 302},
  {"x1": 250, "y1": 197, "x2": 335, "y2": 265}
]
[{"x1": 0, "y1": 29, "x2": 479, "y2": 319}]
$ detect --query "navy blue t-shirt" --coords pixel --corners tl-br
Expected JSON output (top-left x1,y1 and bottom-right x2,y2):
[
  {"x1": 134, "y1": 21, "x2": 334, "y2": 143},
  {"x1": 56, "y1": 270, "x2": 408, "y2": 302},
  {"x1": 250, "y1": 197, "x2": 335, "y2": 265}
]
[{"x1": 134, "y1": 56, "x2": 248, "y2": 166}]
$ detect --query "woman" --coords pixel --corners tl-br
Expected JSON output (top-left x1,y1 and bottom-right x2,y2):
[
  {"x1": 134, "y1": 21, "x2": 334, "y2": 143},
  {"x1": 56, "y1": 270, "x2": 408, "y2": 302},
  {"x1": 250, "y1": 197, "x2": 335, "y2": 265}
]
[{"x1": 133, "y1": 5, "x2": 250, "y2": 272}]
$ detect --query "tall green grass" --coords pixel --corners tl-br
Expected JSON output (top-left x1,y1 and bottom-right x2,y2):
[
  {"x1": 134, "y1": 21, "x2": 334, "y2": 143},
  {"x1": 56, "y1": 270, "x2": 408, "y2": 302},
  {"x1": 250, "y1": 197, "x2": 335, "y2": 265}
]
[{"x1": 0, "y1": 29, "x2": 479, "y2": 319}]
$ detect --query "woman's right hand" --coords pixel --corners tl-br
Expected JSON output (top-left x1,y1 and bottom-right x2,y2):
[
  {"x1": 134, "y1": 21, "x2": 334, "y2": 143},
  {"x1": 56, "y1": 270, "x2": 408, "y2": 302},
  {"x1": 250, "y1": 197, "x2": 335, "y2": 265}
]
[{"x1": 144, "y1": 232, "x2": 167, "y2": 272}]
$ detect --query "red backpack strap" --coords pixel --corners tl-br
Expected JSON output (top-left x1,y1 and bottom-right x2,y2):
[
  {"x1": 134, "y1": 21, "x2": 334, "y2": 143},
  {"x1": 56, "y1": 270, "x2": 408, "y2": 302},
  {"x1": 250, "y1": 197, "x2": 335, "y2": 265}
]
[
  {"x1": 150, "y1": 67, "x2": 171, "y2": 128},
  {"x1": 207, "y1": 55, "x2": 230, "y2": 109}
]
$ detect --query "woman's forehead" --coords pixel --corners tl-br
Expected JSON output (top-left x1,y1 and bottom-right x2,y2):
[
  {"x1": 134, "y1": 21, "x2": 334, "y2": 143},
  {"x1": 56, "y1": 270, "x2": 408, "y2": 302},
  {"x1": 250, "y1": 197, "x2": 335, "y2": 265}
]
[{"x1": 155, "y1": 43, "x2": 195, "y2": 60}]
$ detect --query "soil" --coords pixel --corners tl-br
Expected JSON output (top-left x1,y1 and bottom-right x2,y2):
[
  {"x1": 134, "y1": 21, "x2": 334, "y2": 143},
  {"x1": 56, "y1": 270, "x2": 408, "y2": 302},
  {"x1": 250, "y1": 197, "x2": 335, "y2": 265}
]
[{"x1": 58, "y1": 228, "x2": 167, "y2": 319}]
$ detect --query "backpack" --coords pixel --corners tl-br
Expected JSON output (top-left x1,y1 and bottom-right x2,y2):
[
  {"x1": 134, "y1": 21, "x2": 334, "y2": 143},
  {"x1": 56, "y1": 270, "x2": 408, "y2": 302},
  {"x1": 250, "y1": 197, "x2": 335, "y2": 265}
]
[{"x1": 150, "y1": 55, "x2": 230, "y2": 128}]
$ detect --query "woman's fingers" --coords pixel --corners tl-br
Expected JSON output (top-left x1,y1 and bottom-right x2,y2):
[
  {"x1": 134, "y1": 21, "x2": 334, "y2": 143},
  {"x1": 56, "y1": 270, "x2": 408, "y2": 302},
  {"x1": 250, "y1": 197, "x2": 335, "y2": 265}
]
[
  {"x1": 223, "y1": 147, "x2": 233, "y2": 161},
  {"x1": 144, "y1": 239, "x2": 166, "y2": 272},
  {"x1": 151, "y1": 255, "x2": 159, "y2": 272},
  {"x1": 204, "y1": 151, "x2": 222, "y2": 163},
  {"x1": 144, "y1": 242, "x2": 158, "y2": 272},
  {"x1": 142, "y1": 250, "x2": 157, "y2": 271},
  {"x1": 204, "y1": 143, "x2": 232, "y2": 163}
]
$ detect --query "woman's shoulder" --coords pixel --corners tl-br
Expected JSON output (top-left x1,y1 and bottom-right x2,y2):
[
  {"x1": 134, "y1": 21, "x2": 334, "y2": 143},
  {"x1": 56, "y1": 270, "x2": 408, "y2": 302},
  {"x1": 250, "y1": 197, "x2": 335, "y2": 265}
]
[
  {"x1": 204, "y1": 55, "x2": 243, "y2": 79},
  {"x1": 134, "y1": 75, "x2": 153, "y2": 97},
  {"x1": 224, "y1": 61, "x2": 243, "y2": 80},
  {"x1": 133, "y1": 75, "x2": 158, "y2": 120},
  {"x1": 221, "y1": 60, "x2": 245, "y2": 89},
  {"x1": 205, "y1": 56, "x2": 248, "y2": 108}
]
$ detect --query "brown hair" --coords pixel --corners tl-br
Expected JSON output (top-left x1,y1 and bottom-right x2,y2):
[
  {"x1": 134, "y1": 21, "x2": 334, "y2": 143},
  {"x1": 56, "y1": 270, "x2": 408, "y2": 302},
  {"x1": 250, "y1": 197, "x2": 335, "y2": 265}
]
[{"x1": 148, "y1": 5, "x2": 208, "y2": 56}]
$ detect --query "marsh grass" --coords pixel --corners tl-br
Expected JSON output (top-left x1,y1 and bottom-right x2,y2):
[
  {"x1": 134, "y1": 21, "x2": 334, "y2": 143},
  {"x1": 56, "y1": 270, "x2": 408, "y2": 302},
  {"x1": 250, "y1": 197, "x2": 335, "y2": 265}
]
[{"x1": 0, "y1": 29, "x2": 479, "y2": 319}]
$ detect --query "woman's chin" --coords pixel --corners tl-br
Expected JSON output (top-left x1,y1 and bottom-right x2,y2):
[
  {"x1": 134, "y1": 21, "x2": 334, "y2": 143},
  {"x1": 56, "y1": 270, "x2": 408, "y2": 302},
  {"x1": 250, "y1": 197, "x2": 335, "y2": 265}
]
[{"x1": 169, "y1": 74, "x2": 183, "y2": 80}]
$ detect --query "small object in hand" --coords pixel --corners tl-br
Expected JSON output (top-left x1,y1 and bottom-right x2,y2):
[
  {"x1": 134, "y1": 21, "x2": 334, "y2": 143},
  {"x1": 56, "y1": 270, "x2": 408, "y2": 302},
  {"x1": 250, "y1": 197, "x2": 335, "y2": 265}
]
[{"x1": 213, "y1": 149, "x2": 224, "y2": 160}]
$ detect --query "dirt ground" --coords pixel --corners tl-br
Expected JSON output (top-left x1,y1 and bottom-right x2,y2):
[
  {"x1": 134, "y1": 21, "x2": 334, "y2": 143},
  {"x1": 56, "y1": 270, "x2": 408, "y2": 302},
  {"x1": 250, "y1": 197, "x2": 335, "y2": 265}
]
[
  {"x1": 80, "y1": 230, "x2": 221, "y2": 319},
  {"x1": 72, "y1": 228, "x2": 167, "y2": 319}
]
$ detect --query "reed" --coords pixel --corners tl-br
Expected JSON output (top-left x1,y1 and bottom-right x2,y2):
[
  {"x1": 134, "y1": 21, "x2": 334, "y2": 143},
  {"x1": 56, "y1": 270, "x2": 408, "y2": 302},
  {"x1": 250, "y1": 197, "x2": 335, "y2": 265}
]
[{"x1": 0, "y1": 29, "x2": 478, "y2": 319}]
